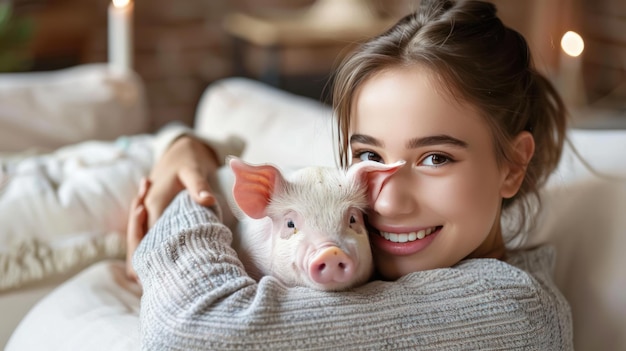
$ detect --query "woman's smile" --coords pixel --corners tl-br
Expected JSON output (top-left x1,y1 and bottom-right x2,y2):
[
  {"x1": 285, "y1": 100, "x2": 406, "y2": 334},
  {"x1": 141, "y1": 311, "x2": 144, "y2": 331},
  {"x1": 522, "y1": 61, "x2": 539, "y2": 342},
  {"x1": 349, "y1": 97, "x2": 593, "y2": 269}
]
[{"x1": 370, "y1": 226, "x2": 442, "y2": 256}]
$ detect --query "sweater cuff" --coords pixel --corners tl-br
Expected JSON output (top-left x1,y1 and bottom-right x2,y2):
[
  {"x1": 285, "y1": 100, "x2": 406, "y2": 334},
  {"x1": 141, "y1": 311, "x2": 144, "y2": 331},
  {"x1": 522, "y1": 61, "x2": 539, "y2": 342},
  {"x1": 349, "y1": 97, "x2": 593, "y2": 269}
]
[{"x1": 152, "y1": 122, "x2": 246, "y2": 165}]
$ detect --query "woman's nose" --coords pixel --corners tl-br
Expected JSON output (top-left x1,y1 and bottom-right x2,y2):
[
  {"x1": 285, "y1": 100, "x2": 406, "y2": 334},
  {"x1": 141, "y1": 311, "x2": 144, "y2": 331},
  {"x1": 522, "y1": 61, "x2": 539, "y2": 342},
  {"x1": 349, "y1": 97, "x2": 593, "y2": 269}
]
[{"x1": 372, "y1": 167, "x2": 416, "y2": 218}]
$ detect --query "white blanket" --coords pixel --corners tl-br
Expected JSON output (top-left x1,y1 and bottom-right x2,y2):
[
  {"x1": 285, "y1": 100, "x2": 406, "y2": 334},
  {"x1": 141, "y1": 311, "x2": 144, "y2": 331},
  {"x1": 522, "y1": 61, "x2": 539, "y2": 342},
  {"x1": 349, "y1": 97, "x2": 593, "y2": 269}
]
[{"x1": 0, "y1": 135, "x2": 153, "y2": 291}]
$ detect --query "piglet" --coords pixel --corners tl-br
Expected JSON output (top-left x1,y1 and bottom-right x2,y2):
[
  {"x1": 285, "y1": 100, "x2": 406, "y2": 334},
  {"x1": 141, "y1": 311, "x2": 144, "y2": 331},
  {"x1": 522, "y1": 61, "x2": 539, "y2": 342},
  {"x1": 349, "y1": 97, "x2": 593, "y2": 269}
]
[{"x1": 228, "y1": 157, "x2": 403, "y2": 291}]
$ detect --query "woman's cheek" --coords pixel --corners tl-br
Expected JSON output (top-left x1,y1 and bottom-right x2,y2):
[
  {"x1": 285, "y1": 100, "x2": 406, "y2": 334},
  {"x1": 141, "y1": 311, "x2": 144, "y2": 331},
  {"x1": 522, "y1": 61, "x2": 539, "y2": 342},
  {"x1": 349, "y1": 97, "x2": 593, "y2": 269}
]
[{"x1": 429, "y1": 174, "x2": 496, "y2": 225}]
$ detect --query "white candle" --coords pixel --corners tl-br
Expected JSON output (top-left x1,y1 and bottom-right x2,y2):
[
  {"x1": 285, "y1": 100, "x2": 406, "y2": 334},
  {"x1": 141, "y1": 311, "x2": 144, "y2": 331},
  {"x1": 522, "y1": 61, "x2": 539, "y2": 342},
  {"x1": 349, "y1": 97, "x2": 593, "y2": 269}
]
[
  {"x1": 558, "y1": 31, "x2": 585, "y2": 107},
  {"x1": 108, "y1": 0, "x2": 133, "y2": 72}
]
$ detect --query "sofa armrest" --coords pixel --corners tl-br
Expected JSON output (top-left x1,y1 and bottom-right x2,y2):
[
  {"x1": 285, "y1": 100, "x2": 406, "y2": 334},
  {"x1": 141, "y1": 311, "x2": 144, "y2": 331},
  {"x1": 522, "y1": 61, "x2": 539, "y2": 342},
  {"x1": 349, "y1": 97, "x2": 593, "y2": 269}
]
[{"x1": 0, "y1": 64, "x2": 149, "y2": 153}]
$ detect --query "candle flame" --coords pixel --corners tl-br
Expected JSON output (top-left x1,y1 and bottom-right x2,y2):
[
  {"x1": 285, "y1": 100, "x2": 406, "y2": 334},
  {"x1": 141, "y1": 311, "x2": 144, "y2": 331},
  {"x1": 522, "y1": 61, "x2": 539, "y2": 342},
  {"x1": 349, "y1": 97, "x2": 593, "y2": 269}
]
[
  {"x1": 112, "y1": 0, "x2": 130, "y2": 8},
  {"x1": 561, "y1": 31, "x2": 584, "y2": 57}
]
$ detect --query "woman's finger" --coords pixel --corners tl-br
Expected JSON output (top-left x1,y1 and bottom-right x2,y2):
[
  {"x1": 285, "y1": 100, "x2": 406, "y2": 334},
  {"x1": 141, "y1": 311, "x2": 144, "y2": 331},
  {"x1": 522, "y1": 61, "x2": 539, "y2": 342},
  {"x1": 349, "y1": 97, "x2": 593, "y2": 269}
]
[
  {"x1": 126, "y1": 203, "x2": 147, "y2": 281},
  {"x1": 126, "y1": 178, "x2": 150, "y2": 281},
  {"x1": 137, "y1": 177, "x2": 150, "y2": 201},
  {"x1": 179, "y1": 167, "x2": 216, "y2": 206}
]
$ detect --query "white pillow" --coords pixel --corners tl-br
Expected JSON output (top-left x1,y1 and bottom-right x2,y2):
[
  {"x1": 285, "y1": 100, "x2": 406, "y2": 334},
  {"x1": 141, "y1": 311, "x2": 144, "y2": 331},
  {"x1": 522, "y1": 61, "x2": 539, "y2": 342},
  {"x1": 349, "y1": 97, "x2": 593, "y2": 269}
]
[
  {"x1": 194, "y1": 77, "x2": 337, "y2": 169},
  {"x1": 0, "y1": 64, "x2": 149, "y2": 153}
]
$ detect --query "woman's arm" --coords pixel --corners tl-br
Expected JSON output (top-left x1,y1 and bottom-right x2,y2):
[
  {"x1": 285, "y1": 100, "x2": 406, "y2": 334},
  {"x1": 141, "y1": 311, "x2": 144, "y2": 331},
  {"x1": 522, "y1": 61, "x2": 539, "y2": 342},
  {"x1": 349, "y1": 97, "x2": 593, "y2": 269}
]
[
  {"x1": 133, "y1": 191, "x2": 573, "y2": 350},
  {"x1": 125, "y1": 121, "x2": 247, "y2": 279}
]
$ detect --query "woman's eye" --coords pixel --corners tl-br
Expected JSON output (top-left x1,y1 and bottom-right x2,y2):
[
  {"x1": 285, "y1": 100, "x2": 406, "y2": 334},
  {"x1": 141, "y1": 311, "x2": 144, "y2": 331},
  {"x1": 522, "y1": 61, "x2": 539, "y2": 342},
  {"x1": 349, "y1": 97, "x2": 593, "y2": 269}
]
[
  {"x1": 421, "y1": 154, "x2": 450, "y2": 167},
  {"x1": 357, "y1": 151, "x2": 383, "y2": 163}
]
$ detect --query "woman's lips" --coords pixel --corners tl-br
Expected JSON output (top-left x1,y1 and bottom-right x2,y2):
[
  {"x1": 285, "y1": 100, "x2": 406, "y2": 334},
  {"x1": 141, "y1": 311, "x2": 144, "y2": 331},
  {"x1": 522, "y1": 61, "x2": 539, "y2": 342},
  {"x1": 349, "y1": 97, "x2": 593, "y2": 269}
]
[{"x1": 370, "y1": 226, "x2": 441, "y2": 256}]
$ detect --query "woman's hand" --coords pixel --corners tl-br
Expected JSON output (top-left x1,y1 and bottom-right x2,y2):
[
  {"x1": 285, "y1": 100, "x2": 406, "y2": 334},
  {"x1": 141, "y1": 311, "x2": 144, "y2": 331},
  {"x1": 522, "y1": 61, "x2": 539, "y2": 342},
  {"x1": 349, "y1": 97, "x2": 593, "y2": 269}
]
[
  {"x1": 144, "y1": 135, "x2": 220, "y2": 227},
  {"x1": 126, "y1": 135, "x2": 221, "y2": 281}
]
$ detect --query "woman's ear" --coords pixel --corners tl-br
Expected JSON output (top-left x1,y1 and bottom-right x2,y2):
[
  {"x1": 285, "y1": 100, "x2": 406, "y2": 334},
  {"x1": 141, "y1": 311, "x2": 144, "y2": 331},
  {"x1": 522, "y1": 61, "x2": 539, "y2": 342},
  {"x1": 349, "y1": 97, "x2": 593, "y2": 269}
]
[{"x1": 500, "y1": 131, "x2": 535, "y2": 199}]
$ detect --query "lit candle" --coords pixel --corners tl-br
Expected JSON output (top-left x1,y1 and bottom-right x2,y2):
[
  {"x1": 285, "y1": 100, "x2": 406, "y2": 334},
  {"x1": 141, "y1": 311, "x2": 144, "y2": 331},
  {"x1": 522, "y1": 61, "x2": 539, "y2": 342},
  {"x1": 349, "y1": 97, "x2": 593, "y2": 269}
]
[
  {"x1": 108, "y1": 0, "x2": 133, "y2": 72},
  {"x1": 558, "y1": 31, "x2": 585, "y2": 107}
]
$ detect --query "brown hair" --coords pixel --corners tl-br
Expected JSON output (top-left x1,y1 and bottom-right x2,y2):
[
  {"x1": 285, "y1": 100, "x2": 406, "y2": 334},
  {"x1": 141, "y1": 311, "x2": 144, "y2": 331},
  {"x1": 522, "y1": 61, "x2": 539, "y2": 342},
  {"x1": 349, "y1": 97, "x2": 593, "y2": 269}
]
[{"x1": 331, "y1": 0, "x2": 567, "y2": 237}]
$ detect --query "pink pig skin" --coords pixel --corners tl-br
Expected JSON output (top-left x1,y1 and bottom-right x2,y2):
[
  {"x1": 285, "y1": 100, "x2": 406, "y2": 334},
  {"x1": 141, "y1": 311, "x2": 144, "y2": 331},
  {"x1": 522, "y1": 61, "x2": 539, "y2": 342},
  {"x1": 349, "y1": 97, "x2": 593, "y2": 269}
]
[{"x1": 228, "y1": 157, "x2": 403, "y2": 291}]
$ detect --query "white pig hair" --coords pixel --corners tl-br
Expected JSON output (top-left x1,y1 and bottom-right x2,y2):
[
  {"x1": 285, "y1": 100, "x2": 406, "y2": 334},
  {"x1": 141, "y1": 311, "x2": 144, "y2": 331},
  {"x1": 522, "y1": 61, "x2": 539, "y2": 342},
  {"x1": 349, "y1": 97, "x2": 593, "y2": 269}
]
[{"x1": 266, "y1": 166, "x2": 368, "y2": 228}]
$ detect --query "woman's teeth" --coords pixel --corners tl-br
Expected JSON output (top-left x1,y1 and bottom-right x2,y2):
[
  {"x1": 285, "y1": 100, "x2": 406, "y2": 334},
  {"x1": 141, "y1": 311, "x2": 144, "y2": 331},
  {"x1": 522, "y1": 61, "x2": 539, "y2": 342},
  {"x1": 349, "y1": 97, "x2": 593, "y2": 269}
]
[{"x1": 379, "y1": 227, "x2": 438, "y2": 243}]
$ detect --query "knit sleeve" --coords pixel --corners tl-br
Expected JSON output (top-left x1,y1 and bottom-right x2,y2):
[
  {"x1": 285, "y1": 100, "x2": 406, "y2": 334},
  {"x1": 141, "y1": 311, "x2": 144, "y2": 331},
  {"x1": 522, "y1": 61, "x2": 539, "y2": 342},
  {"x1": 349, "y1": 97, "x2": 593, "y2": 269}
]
[{"x1": 134, "y1": 191, "x2": 573, "y2": 351}]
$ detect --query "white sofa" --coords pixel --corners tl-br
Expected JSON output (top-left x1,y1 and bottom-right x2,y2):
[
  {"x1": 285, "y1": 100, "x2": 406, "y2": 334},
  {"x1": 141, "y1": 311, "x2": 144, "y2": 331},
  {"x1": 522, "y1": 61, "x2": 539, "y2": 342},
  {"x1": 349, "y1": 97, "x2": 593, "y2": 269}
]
[{"x1": 1, "y1": 66, "x2": 626, "y2": 350}]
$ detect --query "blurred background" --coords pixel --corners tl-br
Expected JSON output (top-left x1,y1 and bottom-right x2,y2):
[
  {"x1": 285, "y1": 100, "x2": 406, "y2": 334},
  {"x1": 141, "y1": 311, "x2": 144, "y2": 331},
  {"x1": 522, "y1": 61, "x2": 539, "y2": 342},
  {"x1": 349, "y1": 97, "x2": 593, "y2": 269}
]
[{"x1": 0, "y1": 0, "x2": 624, "y2": 131}]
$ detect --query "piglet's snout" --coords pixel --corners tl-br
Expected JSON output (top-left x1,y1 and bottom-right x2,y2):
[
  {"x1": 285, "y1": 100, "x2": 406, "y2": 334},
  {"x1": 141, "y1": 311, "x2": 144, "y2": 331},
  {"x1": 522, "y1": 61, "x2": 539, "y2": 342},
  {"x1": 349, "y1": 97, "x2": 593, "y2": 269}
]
[{"x1": 309, "y1": 246, "x2": 355, "y2": 284}]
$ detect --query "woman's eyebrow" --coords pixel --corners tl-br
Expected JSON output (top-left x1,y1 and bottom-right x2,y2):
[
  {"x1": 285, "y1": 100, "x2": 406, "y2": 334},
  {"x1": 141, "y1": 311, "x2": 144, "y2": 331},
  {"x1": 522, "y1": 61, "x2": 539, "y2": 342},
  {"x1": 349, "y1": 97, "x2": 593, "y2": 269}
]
[
  {"x1": 350, "y1": 134, "x2": 382, "y2": 147},
  {"x1": 350, "y1": 134, "x2": 468, "y2": 149},
  {"x1": 407, "y1": 135, "x2": 468, "y2": 149}
]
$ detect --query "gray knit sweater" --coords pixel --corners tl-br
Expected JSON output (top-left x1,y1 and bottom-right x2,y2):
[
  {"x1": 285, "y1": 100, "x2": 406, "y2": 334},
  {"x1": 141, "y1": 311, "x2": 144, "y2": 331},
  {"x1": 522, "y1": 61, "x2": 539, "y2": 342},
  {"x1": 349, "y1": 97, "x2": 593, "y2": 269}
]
[{"x1": 134, "y1": 191, "x2": 573, "y2": 350}]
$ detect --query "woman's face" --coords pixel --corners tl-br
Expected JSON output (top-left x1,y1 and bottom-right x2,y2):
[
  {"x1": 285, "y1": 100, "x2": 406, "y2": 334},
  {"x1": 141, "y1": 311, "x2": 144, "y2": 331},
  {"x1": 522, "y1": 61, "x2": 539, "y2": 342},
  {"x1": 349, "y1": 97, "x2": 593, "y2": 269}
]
[{"x1": 350, "y1": 66, "x2": 512, "y2": 280}]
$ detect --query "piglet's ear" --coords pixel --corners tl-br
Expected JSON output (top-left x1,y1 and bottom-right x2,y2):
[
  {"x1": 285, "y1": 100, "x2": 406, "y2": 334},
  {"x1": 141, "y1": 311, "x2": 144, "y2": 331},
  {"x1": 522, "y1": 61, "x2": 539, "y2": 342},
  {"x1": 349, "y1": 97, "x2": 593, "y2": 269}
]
[
  {"x1": 347, "y1": 160, "x2": 405, "y2": 206},
  {"x1": 230, "y1": 157, "x2": 283, "y2": 219}
]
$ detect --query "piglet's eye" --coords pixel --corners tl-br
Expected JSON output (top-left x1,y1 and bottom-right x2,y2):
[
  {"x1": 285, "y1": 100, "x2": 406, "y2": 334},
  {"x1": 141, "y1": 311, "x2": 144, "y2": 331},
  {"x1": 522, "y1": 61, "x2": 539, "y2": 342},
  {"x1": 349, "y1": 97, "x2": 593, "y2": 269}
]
[
  {"x1": 350, "y1": 215, "x2": 356, "y2": 224},
  {"x1": 286, "y1": 219, "x2": 298, "y2": 235}
]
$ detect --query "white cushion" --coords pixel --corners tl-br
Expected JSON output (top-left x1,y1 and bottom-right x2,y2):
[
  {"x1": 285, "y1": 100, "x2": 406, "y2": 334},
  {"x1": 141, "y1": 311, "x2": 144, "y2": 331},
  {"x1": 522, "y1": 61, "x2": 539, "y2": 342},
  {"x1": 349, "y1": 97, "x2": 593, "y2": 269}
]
[
  {"x1": 194, "y1": 77, "x2": 336, "y2": 169},
  {"x1": 0, "y1": 64, "x2": 149, "y2": 153}
]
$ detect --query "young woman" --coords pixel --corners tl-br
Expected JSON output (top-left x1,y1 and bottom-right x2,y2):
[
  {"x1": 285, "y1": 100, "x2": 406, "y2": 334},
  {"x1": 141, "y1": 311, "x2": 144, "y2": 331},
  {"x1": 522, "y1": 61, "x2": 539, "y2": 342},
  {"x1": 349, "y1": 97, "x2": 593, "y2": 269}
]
[{"x1": 128, "y1": 0, "x2": 573, "y2": 349}]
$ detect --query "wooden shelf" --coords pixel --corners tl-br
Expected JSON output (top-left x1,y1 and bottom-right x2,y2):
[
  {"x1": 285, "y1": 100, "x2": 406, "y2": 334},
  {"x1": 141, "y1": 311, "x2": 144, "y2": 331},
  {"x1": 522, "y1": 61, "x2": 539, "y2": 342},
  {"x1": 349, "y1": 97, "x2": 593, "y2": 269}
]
[{"x1": 223, "y1": 11, "x2": 393, "y2": 47}]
